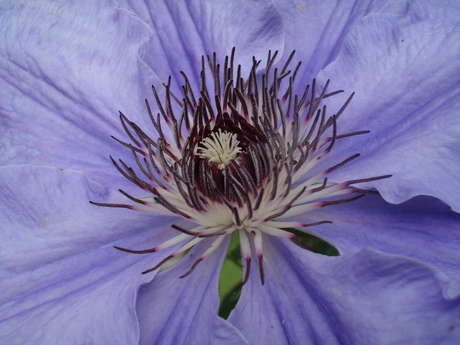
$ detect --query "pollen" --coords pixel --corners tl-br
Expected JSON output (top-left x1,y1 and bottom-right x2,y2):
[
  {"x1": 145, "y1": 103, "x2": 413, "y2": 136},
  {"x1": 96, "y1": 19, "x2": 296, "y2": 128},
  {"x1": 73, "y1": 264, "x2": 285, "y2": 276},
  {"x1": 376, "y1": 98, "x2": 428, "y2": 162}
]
[{"x1": 196, "y1": 129, "x2": 242, "y2": 170}]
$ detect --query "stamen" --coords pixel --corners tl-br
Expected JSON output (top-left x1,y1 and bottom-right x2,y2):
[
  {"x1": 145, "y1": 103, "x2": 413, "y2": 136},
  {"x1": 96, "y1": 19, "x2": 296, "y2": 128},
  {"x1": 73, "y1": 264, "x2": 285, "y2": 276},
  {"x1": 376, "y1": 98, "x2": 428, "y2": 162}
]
[
  {"x1": 251, "y1": 229, "x2": 264, "y2": 285},
  {"x1": 141, "y1": 236, "x2": 203, "y2": 274},
  {"x1": 91, "y1": 48, "x2": 390, "y2": 289},
  {"x1": 239, "y1": 229, "x2": 252, "y2": 285},
  {"x1": 180, "y1": 234, "x2": 227, "y2": 278}
]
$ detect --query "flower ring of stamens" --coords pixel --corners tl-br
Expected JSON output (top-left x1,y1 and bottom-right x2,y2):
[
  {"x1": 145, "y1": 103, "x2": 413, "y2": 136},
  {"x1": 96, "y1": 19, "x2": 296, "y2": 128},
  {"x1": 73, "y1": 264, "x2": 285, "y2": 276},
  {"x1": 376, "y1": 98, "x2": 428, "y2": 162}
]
[{"x1": 91, "y1": 48, "x2": 390, "y2": 285}]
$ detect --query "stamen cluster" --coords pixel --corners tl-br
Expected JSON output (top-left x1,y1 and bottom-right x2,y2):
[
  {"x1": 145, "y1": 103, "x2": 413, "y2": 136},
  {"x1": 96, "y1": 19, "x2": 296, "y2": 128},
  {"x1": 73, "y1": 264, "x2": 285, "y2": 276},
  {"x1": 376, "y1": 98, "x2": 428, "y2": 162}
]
[{"x1": 92, "y1": 49, "x2": 389, "y2": 284}]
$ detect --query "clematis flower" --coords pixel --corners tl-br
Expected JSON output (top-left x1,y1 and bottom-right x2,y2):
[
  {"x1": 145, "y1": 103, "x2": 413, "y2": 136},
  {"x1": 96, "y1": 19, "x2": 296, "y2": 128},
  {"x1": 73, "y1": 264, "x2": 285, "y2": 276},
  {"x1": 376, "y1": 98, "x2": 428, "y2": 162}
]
[{"x1": 1, "y1": 1, "x2": 460, "y2": 345}]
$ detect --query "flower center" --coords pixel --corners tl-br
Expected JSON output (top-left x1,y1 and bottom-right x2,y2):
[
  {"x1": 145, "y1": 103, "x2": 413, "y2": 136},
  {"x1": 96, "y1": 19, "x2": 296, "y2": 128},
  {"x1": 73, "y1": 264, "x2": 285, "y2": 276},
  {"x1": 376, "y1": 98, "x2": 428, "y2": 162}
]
[
  {"x1": 91, "y1": 48, "x2": 390, "y2": 286},
  {"x1": 197, "y1": 129, "x2": 242, "y2": 169},
  {"x1": 187, "y1": 109, "x2": 269, "y2": 203}
]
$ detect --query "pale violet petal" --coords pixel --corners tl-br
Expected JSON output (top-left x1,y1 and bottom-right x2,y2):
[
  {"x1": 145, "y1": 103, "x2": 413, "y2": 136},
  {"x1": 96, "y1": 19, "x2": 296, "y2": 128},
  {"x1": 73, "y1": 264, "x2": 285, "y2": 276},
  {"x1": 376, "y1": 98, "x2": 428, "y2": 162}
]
[
  {"x1": 229, "y1": 237, "x2": 460, "y2": 345},
  {"x1": 0, "y1": 1, "x2": 151, "y2": 191},
  {"x1": 291, "y1": 194, "x2": 460, "y2": 296},
  {"x1": 0, "y1": 166, "x2": 178, "y2": 344},
  {"x1": 117, "y1": 0, "x2": 284, "y2": 92},
  {"x1": 272, "y1": 0, "x2": 410, "y2": 82},
  {"x1": 136, "y1": 236, "x2": 249, "y2": 345},
  {"x1": 315, "y1": 0, "x2": 460, "y2": 210}
]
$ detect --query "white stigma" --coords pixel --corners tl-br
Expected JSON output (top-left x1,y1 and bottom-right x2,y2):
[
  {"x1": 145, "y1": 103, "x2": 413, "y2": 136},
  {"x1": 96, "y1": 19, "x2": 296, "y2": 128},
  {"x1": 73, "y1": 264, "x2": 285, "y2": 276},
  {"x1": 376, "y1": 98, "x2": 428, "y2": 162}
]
[{"x1": 197, "y1": 129, "x2": 242, "y2": 170}]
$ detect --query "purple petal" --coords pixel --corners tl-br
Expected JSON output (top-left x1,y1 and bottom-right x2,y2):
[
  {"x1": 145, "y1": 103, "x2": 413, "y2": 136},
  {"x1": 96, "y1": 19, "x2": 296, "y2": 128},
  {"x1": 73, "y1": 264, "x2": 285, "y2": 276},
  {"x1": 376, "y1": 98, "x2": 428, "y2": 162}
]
[
  {"x1": 118, "y1": 0, "x2": 284, "y2": 92},
  {"x1": 136, "y1": 236, "x2": 249, "y2": 345},
  {"x1": 292, "y1": 194, "x2": 460, "y2": 296},
  {"x1": 0, "y1": 1, "x2": 151, "y2": 190},
  {"x1": 229, "y1": 236, "x2": 460, "y2": 345},
  {"x1": 272, "y1": 0, "x2": 409, "y2": 82},
  {"x1": 0, "y1": 165, "x2": 178, "y2": 344},
  {"x1": 316, "y1": 0, "x2": 460, "y2": 210}
]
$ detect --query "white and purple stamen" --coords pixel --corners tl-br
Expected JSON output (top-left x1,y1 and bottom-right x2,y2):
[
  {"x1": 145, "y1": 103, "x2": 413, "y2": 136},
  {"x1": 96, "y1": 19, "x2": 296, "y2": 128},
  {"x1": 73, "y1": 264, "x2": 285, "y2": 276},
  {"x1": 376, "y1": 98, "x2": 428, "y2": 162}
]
[{"x1": 92, "y1": 49, "x2": 390, "y2": 285}]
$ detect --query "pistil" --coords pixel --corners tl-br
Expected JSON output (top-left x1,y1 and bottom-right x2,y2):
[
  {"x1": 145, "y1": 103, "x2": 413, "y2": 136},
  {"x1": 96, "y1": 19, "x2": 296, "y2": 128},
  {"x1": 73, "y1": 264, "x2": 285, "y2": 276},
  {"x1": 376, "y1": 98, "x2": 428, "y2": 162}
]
[{"x1": 197, "y1": 129, "x2": 242, "y2": 169}]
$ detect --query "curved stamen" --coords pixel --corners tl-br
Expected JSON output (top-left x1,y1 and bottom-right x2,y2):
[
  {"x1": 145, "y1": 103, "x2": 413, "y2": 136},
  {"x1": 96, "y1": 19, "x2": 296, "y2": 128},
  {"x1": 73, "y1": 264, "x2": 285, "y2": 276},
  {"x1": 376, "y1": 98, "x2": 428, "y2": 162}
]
[{"x1": 90, "y1": 49, "x2": 390, "y2": 286}]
